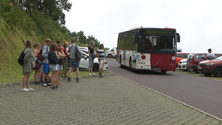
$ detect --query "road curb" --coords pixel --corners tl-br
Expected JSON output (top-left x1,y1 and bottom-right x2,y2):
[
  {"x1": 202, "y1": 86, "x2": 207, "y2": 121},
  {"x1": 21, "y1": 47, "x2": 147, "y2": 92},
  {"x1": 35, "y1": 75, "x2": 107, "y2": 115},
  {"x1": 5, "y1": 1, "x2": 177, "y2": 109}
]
[
  {"x1": 108, "y1": 70, "x2": 222, "y2": 122},
  {"x1": 0, "y1": 82, "x2": 21, "y2": 87},
  {"x1": 0, "y1": 73, "x2": 116, "y2": 88}
]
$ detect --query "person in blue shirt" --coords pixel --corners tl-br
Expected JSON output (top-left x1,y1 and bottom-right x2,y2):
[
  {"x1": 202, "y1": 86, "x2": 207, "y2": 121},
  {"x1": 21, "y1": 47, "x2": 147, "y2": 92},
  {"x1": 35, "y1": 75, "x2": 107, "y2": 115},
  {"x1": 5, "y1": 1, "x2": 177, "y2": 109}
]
[{"x1": 42, "y1": 38, "x2": 51, "y2": 87}]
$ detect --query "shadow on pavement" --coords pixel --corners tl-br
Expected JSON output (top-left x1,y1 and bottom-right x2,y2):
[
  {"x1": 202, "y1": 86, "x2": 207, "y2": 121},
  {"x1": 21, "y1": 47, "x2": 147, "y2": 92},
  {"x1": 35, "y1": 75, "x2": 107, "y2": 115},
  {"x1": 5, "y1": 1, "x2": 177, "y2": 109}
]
[{"x1": 120, "y1": 66, "x2": 173, "y2": 75}]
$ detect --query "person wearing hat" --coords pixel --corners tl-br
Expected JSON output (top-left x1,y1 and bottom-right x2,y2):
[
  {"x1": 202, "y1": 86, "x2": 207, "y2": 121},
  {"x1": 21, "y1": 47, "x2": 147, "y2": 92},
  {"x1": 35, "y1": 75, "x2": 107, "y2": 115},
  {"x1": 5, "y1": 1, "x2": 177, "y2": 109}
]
[
  {"x1": 61, "y1": 42, "x2": 69, "y2": 77},
  {"x1": 207, "y1": 48, "x2": 215, "y2": 60}
]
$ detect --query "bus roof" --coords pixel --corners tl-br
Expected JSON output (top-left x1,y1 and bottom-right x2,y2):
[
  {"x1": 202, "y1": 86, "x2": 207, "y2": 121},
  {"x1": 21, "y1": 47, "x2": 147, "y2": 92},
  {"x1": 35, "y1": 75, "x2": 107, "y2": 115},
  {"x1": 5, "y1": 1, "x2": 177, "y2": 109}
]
[{"x1": 119, "y1": 27, "x2": 176, "y2": 34}]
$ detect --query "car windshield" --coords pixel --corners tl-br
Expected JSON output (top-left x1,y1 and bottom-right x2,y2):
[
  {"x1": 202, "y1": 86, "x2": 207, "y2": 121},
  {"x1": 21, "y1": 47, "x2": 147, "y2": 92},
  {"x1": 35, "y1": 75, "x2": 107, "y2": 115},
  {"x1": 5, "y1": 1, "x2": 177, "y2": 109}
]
[
  {"x1": 215, "y1": 56, "x2": 222, "y2": 60},
  {"x1": 188, "y1": 54, "x2": 194, "y2": 60},
  {"x1": 137, "y1": 35, "x2": 176, "y2": 54},
  {"x1": 195, "y1": 54, "x2": 206, "y2": 60}
]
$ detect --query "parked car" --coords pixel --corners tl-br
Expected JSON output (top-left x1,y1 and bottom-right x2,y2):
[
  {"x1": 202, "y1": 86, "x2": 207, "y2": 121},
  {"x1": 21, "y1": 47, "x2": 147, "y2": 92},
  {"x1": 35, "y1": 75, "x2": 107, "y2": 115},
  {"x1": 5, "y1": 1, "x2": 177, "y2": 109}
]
[
  {"x1": 198, "y1": 56, "x2": 222, "y2": 77},
  {"x1": 178, "y1": 58, "x2": 188, "y2": 71},
  {"x1": 176, "y1": 53, "x2": 190, "y2": 67},
  {"x1": 105, "y1": 47, "x2": 117, "y2": 58},
  {"x1": 187, "y1": 53, "x2": 220, "y2": 73},
  {"x1": 71, "y1": 51, "x2": 108, "y2": 72}
]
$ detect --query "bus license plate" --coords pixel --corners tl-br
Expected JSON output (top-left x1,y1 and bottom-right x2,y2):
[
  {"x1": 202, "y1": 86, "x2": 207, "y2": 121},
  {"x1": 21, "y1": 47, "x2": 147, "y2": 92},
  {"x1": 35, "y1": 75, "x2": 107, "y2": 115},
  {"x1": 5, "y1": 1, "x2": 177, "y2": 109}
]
[{"x1": 152, "y1": 68, "x2": 161, "y2": 71}]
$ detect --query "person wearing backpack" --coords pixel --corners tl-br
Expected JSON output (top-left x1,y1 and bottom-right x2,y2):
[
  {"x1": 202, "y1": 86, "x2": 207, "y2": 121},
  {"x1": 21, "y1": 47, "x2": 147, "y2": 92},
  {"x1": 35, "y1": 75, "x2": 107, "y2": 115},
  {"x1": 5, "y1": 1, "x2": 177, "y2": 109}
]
[
  {"x1": 33, "y1": 43, "x2": 42, "y2": 84},
  {"x1": 22, "y1": 40, "x2": 36, "y2": 92},
  {"x1": 41, "y1": 38, "x2": 52, "y2": 87},
  {"x1": 67, "y1": 40, "x2": 81, "y2": 82},
  {"x1": 48, "y1": 43, "x2": 60, "y2": 89}
]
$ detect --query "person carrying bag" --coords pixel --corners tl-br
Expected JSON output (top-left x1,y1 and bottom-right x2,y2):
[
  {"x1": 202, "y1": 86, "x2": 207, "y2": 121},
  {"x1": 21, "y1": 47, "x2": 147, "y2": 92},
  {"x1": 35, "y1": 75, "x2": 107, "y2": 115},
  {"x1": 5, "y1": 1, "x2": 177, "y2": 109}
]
[{"x1": 67, "y1": 40, "x2": 81, "y2": 82}]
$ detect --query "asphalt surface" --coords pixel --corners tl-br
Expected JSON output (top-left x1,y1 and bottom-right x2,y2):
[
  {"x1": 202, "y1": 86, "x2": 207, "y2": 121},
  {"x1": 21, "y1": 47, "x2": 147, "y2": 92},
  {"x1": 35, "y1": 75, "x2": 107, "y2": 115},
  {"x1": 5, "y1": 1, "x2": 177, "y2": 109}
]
[
  {"x1": 106, "y1": 58, "x2": 222, "y2": 119},
  {"x1": 1, "y1": 74, "x2": 222, "y2": 124}
]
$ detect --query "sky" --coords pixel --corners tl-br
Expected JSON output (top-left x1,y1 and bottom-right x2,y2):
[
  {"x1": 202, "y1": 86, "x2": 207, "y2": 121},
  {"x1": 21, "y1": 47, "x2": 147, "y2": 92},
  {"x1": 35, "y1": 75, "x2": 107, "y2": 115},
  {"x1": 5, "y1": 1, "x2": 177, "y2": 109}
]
[{"x1": 64, "y1": 0, "x2": 222, "y2": 53}]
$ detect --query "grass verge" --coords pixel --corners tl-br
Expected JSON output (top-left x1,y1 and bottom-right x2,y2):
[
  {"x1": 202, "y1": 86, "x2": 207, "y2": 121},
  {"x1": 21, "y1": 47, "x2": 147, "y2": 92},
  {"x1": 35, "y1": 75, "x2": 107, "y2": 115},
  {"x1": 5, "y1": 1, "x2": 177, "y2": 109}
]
[
  {"x1": 0, "y1": 70, "x2": 111, "y2": 84},
  {"x1": 175, "y1": 69, "x2": 222, "y2": 81}
]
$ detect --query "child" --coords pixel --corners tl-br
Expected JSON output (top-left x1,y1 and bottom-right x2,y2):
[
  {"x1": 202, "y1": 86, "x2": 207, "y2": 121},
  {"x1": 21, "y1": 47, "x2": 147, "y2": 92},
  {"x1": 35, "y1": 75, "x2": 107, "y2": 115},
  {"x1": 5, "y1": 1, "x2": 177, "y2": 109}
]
[
  {"x1": 56, "y1": 44, "x2": 65, "y2": 86},
  {"x1": 48, "y1": 43, "x2": 60, "y2": 89},
  {"x1": 33, "y1": 43, "x2": 42, "y2": 84}
]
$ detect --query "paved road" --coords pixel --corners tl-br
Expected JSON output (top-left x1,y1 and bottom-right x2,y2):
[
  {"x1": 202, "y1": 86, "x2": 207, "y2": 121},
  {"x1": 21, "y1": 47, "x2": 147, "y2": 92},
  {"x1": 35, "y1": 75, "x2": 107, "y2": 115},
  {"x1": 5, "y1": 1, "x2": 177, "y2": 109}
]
[
  {"x1": 1, "y1": 75, "x2": 222, "y2": 124},
  {"x1": 106, "y1": 58, "x2": 222, "y2": 119}
]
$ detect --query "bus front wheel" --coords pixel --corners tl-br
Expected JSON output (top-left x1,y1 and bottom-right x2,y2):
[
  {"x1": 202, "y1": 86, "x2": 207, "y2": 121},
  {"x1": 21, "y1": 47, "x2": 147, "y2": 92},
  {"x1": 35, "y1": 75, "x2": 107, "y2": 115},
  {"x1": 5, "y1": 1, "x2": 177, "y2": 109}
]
[{"x1": 120, "y1": 56, "x2": 123, "y2": 68}]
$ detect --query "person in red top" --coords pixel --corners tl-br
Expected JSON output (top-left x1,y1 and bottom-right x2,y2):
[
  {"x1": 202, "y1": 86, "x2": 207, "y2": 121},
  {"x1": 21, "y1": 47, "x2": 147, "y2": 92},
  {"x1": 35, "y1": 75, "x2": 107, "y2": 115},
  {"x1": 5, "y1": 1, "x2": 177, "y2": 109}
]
[{"x1": 61, "y1": 42, "x2": 69, "y2": 77}]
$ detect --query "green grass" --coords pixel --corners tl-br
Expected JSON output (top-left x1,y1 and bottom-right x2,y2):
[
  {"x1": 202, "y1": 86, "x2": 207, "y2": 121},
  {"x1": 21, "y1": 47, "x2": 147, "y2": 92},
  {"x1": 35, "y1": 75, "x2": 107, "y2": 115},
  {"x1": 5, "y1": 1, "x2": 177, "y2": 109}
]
[
  {"x1": 0, "y1": 70, "x2": 111, "y2": 84},
  {"x1": 175, "y1": 69, "x2": 222, "y2": 81}
]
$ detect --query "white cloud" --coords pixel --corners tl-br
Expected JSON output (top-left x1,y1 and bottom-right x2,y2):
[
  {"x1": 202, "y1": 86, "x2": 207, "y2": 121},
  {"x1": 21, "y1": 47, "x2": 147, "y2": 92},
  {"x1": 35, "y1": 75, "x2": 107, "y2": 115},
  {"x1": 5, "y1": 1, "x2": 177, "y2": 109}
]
[{"x1": 65, "y1": 0, "x2": 222, "y2": 52}]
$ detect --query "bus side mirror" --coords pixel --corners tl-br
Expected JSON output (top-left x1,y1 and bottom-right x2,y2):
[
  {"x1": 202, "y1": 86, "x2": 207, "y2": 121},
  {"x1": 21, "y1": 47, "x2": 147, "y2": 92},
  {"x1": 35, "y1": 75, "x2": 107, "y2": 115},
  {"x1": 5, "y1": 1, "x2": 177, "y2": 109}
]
[
  {"x1": 134, "y1": 32, "x2": 139, "y2": 43},
  {"x1": 176, "y1": 33, "x2": 180, "y2": 43}
]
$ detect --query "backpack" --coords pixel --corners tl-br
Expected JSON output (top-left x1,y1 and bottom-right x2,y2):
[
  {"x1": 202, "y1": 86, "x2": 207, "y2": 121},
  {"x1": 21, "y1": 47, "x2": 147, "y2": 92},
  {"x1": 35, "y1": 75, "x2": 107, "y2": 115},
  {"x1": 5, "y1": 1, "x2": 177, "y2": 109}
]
[
  {"x1": 18, "y1": 49, "x2": 25, "y2": 66},
  {"x1": 75, "y1": 45, "x2": 81, "y2": 61},
  {"x1": 37, "y1": 49, "x2": 43, "y2": 62},
  {"x1": 37, "y1": 45, "x2": 48, "y2": 62}
]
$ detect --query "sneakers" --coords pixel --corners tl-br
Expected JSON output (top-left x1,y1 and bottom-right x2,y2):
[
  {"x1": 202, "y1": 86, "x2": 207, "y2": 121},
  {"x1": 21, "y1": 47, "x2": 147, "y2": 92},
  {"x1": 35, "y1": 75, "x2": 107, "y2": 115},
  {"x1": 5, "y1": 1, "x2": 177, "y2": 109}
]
[
  {"x1": 67, "y1": 77, "x2": 71, "y2": 82},
  {"x1": 42, "y1": 83, "x2": 48, "y2": 87},
  {"x1": 57, "y1": 83, "x2": 62, "y2": 87},
  {"x1": 91, "y1": 73, "x2": 95, "y2": 76},
  {"x1": 50, "y1": 86, "x2": 56, "y2": 90},
  {"x1": 22, "y1": 88, "x2": 29, "y2": 92},
  {"x1": 34, "y1": 81, "x2": 39, "y2": 84},
  {"x1": 76, "y1": 78, "x2": 79, "y2": 82},
  {"x1": 89, "y1": 73, "x2": 92, "y2": 76},
  {"x1": 29, "y1": 87, "x2": 35, "y2": 91},
  {"x1": 99, "y1": 74, "x2": 104, "y2": 78},
  {"x1": 47, "y1": 83, "x2": 51, "y2": 86}
]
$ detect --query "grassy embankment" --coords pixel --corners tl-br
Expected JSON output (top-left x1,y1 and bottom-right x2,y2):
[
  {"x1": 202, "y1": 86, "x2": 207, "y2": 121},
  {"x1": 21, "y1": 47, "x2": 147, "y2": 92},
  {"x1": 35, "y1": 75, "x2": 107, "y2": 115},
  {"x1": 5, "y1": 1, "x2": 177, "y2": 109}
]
[{"x1": 0, "y1": 18, "x2": 104, "y2": 84}]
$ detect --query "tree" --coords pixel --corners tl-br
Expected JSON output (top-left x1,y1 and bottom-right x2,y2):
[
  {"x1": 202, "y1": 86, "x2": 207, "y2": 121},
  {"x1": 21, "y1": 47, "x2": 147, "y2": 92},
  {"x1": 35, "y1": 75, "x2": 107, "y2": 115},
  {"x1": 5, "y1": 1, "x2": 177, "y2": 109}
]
[
  {"x1": 16, "y1": 0, "x2": 72, "y2": 25},
  {"x1": 77, "y1": 30, "x2": 87, "y2": 44}
]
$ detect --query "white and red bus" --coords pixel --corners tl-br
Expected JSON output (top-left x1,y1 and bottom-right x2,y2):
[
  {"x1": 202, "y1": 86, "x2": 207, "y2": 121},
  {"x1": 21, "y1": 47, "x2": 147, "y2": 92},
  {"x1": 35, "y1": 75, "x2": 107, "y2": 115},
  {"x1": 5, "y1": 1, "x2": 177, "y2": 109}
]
[{"x1": 116, "y1": 27, "x2": 180, "y2": 73}]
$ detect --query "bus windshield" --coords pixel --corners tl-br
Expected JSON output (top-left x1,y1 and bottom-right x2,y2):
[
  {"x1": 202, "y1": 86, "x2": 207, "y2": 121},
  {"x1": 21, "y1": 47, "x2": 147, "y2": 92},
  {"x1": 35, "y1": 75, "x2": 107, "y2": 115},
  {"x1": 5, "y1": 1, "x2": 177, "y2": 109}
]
[{"x1": 137, "y1": 35, "x2": 176, "y2": 54}]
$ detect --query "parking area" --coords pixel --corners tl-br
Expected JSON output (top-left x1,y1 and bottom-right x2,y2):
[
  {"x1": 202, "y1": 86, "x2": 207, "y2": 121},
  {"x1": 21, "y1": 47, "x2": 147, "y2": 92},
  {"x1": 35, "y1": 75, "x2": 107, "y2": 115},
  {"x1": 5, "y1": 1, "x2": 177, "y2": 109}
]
[{"x1": 1, "y1": 74, "x2": 222, "y2": 124}]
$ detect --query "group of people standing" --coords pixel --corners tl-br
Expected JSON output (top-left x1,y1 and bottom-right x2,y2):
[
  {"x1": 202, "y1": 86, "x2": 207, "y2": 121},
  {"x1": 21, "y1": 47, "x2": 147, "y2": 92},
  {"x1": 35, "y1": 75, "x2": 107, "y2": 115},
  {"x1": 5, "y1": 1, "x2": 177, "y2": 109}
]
[{"x1": 21, "y1": 38, "x2": 106, "y2": 92}]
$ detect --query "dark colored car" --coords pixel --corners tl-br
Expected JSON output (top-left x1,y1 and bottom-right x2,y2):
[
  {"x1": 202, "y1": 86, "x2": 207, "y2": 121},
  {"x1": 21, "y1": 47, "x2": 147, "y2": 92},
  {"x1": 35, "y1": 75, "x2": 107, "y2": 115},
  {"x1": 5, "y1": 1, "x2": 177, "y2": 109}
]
[
  {"x1": 187, "y1": 53, "x2": 220, "y2": 73},
  {"x1": 198, "y1": 56, "x2": 222, "y2": 77}
]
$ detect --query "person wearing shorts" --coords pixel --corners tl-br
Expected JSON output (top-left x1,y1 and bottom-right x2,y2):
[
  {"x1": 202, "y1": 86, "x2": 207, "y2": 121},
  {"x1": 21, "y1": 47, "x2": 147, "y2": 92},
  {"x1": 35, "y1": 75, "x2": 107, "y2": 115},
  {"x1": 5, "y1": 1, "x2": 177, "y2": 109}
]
[
  {"x1": 56, "y1": 43, "x2": 65, "y2": 86},
  {"x1": 48, "y1": 43, "x2": 60, "y2": 89},
  {"x1": 96, "y1": 44, "x2": 105, "y2": 78},
  {"x1": 42, "y1": 38, "x2": 51, "y2": 87},
  {"x1": 67, "y1": 40, "x2": 81, "y2": 82}
]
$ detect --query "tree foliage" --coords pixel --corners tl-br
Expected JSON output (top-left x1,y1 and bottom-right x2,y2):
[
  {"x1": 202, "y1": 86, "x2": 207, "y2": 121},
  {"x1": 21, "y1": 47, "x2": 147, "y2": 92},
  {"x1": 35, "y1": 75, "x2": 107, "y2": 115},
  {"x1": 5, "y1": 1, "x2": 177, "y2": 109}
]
[
  {"x1": 10, "y1": 0, "x2": 72, "y2": 25},
  {"x1": 0, "y1": 0, "x2": 102, "y2": 48},
  {"x1": 68, "y1": 30, "x2": 100, "y2": 47}
]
